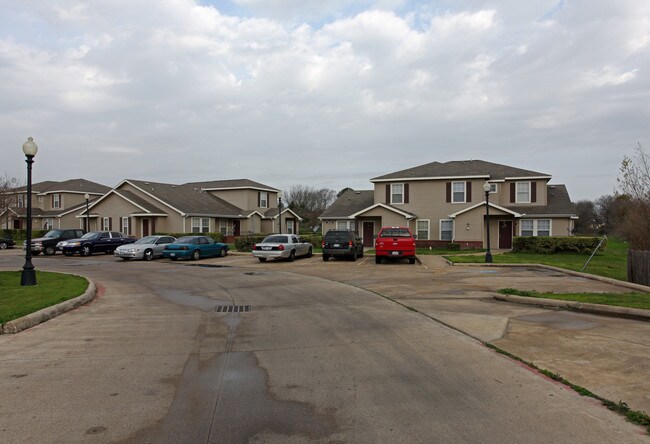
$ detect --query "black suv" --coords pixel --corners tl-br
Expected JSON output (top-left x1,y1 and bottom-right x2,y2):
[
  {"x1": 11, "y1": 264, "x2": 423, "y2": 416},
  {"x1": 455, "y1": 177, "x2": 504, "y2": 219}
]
[
  {"x1": 322, "y1": 230, "x2": 364, "y2": 261},
  {"x1": 27, "y1": 228, "x2": 85, "y2": 256}
]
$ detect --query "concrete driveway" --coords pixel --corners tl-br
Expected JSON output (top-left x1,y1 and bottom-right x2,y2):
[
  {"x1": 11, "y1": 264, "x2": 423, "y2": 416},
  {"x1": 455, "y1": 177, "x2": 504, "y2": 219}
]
[{"x1": 0, "y1": 250, "x2": 648, "y2": 443}]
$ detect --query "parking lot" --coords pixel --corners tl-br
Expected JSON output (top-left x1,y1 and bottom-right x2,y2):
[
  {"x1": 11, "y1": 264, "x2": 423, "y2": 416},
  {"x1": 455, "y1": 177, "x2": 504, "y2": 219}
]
[{"x1": 0, "y1": 249, "x2": 648, "y2": 443}]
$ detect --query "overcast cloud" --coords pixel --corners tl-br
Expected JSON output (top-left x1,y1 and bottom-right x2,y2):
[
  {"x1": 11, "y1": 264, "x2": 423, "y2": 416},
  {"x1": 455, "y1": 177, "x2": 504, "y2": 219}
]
[{"x1": 1, "y1": 0, "x2": 648, "y2": 200}]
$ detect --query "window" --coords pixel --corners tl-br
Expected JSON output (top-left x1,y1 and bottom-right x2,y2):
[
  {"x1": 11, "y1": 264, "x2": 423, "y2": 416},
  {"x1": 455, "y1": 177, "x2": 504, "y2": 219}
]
[
  {"x1": 520, "y1": 219, "x2": 551, "y2": 236},
  {"x1": 102, "y1": 217, "x2": 110, "y2": 231},
  {"x1": 53, "y1": 194, "x2": 62, "y2": 209},
  {"x1": 219, "y1": 219, "x2": 228, "y2": 235},
  {"x1": 452, "y1": 182, "x2": 466, "y2": 203},
  {"x1": 516, "y1": 182, "x2": 530, "y2": 203},
  {"x1": 336, "y1": 220, "x2": 355, "y2": 231},
  {"x1": 260, "y1": 192, "x2": 268, "y2": 208},
  {"x1": 43, "y1": 218, "x2": 53, "y2": 230},
  {"x1": 416, "y1": 219, "x2": 430, "y2": 240},
  {"x1": 391, "y1": 183, "x2": 404, "y2": 204},
  {"x1": 122, "y1": 217, "x2": 130, "y2": 235},
  {"x1": 17, "y1": 195, "x2": 25, "y2": 208},
  {"x1": 489, "y1": 183, "x2": 497, "y2": 193},
  {"x1": 286, "y1": 220, "x2": 294, "y2": 234},
  {"x1": 440, "y1": 219, "x2": 454, "y2": 241},
  {"x1": 192, "y1": 217, "x2": 210, "y2": 233},
  {"x1": 38, "y1": 196, "x2": 44, "y2": 203}
]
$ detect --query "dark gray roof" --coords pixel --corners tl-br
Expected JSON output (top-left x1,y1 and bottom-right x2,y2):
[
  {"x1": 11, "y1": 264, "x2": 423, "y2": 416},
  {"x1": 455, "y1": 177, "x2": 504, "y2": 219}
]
[
  {"x1": 184, "y1": 178, "x2": 279, "y2": 191},
  {"x1": 114, "y1": 190, "x2": 166, "y2": 214},
  {"x1": 320, "y1": 190, "x2": 375, "y2": 218},
  {"x1": 371, "y1": 160, "x2": 550, "y2": 181},
  {"x1": 127, "y1": 179, "x2": 247, "y2": 216},
  {"x1": 15, "y1": 179, "x2": 110, "y2": 194},
  {"x1": 507, "y1": 185, "x2": 576, "y2": 216}
]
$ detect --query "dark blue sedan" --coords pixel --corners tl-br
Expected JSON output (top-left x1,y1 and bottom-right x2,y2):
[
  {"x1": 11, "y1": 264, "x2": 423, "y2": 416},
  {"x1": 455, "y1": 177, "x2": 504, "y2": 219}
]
[{"x1": 162, "y1": 235, "x2": 229, "y2": 261}]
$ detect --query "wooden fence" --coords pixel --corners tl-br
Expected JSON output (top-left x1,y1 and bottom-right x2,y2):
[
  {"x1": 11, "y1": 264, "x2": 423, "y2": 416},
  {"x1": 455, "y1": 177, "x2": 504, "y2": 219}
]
[{"x1": 628, "y1": 250, "x2": 650, "y2": 286}]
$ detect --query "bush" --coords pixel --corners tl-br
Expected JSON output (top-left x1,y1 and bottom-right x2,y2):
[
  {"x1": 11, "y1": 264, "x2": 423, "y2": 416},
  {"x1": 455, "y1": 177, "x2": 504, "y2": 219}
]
[
  {"x1": 234, "y1": 234, "x2": 267, "y2": 252},
  {"x1": 448, "y1": 243, "x2": 461, "y2": 251},
  {"x1": 512, "y1": 236, "x2": 606, "y2": 254},
  {"x1": 155, "y1": 232, "x2": 225, "y2": 243},
  {"x1": 297, "y1": 233, "x2": 323, "y2": 247},
  {"x1": 1, "y1": 229, "x2": 49, "y2": 242}
]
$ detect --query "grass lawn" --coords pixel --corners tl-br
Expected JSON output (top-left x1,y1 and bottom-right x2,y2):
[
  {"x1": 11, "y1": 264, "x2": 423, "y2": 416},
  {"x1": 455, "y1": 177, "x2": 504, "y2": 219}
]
[
  {"x1": 0, "y1": 271, "x2": 88, "y2": 324},
  {"x1": 498, "y1": 288, "x2": 650, "y2": 310},
  {"x1": 417, "y1": 247, "x2": 485, "y2": 255},
  {"x1": 445, "y1": 237, "x2": 628, "y2": 281}
]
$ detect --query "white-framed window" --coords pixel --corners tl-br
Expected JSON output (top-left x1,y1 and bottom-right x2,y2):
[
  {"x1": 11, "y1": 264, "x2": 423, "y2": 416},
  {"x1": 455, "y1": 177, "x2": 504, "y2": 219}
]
[
  {"x1": 102, "y1": 217, "x2": 110, "y2": 231},
  {"x1": 452, "y1": 182, "x2": 466, "y2": 203},
  {"x1": 192, "y1": 217, "x2": 210, "y2": 233},
  {"x1": 17, "y1": 195, "x2": 25, "y2": 208},
  {"x1": 488, "y1": 183, "x2": 497, "y2": 193},
  {"x1": 440, "y1": 219, "x2": 454, "y2": 241},
  {"x1": 43, "y1": 218, "x2": 53, "y2": 230},
  {"x1": 336, "y1": 220, "x2": 355, "y2": 231},
  {"x1": 416, "y1": 219, "x2": 430, "y2": 240},
  {"x1": 516, "y1": 182, "x2": 531, "y2": 203},
  {"x1": 260, "y1": 192, "x2": 268, "y2": 208},
  {"x1": 38, "y1": 196, "x2": 44, "y2": 203},
  {"x1": 122, "y1": 217, "x2": 130, "y2": 235},
  {"x1": 219, "y1": 219, "x2": 228, "y2": 235},
  {"x1": 520, "y1": 219, "x2": 551, "y2": 236},
  {"x1": 53, "y1": 194, "x2": 62, "y2": 209},
  {"x1": 286, "y1": 220, "x2": 294, "y2": 234},
  {"x1": 391, "y1": 183, "x2": 404, "y2": 204}
]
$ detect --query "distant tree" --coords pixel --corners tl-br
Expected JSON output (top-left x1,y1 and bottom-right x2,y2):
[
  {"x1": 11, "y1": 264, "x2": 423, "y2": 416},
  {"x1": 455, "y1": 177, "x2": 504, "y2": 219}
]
[
  {"x1": 284, "y1": 185, "x2": 336, "y2": 232},
  {"x1": 572, "y1": 200, "x2": 598, "y2": 235},
  {"x1": 337, "y1": 187, "x2": 353, "y2": 198},
  {"x1": 0, "y1": 173, "x2": 21, "y2": 232},
  {"x1": 617, "y1": 143, "x2": 650, "y2": 249},
  {"x1": 594, "y1": 194, "x2": 628, "y2": 237}
]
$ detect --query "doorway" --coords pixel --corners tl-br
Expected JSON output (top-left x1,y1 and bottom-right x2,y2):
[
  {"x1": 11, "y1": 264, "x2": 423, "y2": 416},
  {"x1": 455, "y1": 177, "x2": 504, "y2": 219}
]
[
  {"x1": 363, "y1": 221, "x2": 374, "y2": 247},
  {"x1": 499, "y1": 221, "x2": 513, "y2": 249}
]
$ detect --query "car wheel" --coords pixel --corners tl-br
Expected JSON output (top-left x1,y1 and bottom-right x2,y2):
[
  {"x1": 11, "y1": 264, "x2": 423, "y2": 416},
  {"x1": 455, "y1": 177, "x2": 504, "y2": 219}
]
[
  {"x1": 121, "y1": 257, "x2": 131, "y2": 261},
  {"x1": 351, "y1": 249, "x2": 357, "y2": 261},
  {"x1": 0, "y1": 242, "x2": 7, "y2": 249},
  {"x1": 33, "y1": 251, "x2": 41, "y2": 256},
  {"x1": 191, "y1": 250, "x2": 200, "y2": 261},
  {"x1": 323, "y1": 254, "x2": 330, "y2": 262},
  {"x1": 144, "y1": 249, "x2": 154, "y2": 261},
  {"x1": 219, "y1": 247, "x2": 227, "y2": 257},
  {"x1": 306, "y1": 247, "x2": 313, "y2": 258},
  {"x1": 359, "y1": 247, "x2": 364, "y2": 258},
  {"x1": 409, "y1": 257, "x2": 416, "y2": 264},
  {"x1": 288, "y1": 250, "x2": 296, "y2": 262},
  {"x1": 81, "y1": 245, "x2": 92, "y2": 256},
  {"x1": 375, "y1": 256, "x2": 381, "y2": 264},
  {"x1": 44, "y1": 246, "x2": 56, "y2": 255},
  {"x1": 258, "y1": 257, "x2": 267, "y2": 262},
  {"x1": 171, "y1": 257, "x2": 178, "y2": 261},
  {"x1": 64, "y1": 251, "x2": 74, "y2": 256}
]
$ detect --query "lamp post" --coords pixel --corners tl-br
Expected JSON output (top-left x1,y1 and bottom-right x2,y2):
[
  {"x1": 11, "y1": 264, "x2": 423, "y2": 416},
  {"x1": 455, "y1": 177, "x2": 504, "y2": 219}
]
[
  {"x1": 21, "y1": 137, "x2": 38, "y2": 286},
  {"x1": 84, "y1": 193, "x2": 90, "y2": 232},
  {"x1": 483, "y1": 181, "x2": 493, "y2": 263},
  {"x1": 278, "y1": 192, "x2": 283, "y2": 234}
]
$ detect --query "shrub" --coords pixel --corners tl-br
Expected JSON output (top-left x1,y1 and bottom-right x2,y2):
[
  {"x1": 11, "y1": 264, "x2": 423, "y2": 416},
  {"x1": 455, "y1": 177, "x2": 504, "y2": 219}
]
[
  {"x1": 448, "y1": 243, "x2": 461, "y2": 251},
  {"x1": 234, "y1": 234, "x2": 267, "y2": 252},
  {"x1": 512, "y1": 236, "x2": 606, "y2": 254},
  {"x1": 298, "y1": 233, "x2": 323, "y2": 247}
]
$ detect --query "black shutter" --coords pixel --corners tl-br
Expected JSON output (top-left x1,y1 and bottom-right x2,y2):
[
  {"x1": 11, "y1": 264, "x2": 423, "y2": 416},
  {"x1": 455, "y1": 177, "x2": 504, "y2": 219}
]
[
  {"x1": 109, "y1": 217, "x2": 113, "y2": 231},
  {"x1": 531, "y1": 182, "x2": 537, "y2": 203},
  {"x1": 446, "y1": 182, "x2": 451, "y2": 203},
  {"x1": 510, "y1": 183, "x2": 516, "y2": 203},
  {"x1": 385, "y1": 184, "x2": 390, "y2": 204},
  {"x1": 404, "y1": 183, "x2": 409, "y2": 204},
  {"x1": 466, "y1": 182, "x2": 472, "y2": 203}
]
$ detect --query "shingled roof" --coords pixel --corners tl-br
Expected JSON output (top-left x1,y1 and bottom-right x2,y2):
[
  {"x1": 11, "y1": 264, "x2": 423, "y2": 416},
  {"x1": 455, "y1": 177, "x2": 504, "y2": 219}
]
[
  {"x1": 14, "y1": 179, "x2": 110, "y2": 194},
  {"x1": 371, "y1": 160, "x2": 551, "y2": 182},
  {"x1": 507, "y1": 185, "x2": 576, "y2": 216},
  {"x1": 185, "y1": 179, "x2": 279, "y2": 192},
  {"x1": 320, "y1": 190, "x2": 375, "y2": 218}
]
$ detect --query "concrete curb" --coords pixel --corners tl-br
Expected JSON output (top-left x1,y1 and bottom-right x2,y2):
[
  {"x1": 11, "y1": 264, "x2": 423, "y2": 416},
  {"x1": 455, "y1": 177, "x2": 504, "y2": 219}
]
[
  {"x1": 1, "y1": 278, "x2": 97, "y2": 334},
  {"x1": 494, "y1": 294, "x2": 650, "y2": 321}
]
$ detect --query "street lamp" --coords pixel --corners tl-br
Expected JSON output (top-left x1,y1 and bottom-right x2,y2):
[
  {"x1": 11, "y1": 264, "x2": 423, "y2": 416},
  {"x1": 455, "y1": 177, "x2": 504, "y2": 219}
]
[
  {"x1": 21, "y1": 137, "x2": 38, "y2": 286},
  {"x1": 483, "y1": 181, "x2": 493, "y2": 263},
  {"x1": 278, "y1": 192, "x2": 283, "y2": 234},
  {"x1": 84, "y1": 193, "x2": 90, "y2": 232}
]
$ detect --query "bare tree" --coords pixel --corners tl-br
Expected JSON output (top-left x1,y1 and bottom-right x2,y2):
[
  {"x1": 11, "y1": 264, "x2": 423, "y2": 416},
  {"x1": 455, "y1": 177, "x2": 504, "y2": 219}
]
[
  {"x1": 0, "y1": 173, "x2": 21, "y2": 231},
  {"x1": 617, "y1": 143, "x2": 650, "y2": 249},
  {"x1": 284, "y1": 185, "x2": 336, "y2": 232}
]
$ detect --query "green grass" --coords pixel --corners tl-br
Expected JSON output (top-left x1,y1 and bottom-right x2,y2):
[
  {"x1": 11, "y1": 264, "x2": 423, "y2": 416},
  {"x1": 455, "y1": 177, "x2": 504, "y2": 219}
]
[
  {"x1": 417, "y1": 247, "x2": 485, "y2": 255},
  {"x1": 0, "y1": 271, "x2": 88, "y2": 324},
  {"x1": 498, "y1": 288, "x2": 650, "y2": 310},
  {"x1": 445, "y1": 238, "x2": 628, "y2": 281}
]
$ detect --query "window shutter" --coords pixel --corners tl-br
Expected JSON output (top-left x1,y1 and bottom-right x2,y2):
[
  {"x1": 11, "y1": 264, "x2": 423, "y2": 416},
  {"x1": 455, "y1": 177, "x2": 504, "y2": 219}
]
[
  {"x1": 446, "y1": 182, "x2": 451, "y2": 203},
  {"x1": 258, "y1": 192, "x2": 261, "y2": 207},
  {"x1": 51, "y1": 195, "x2": 54, "y2": 207},
  {"x1": 385, "y1": 184, "x2": 390, "y2": 203},
  {"x1": 404, "y1": 183, "x2": 409, "y2": 204},
  {"x1": 531, "y1": 182, "x2": 537, "y2": 203},
  {"x1": 466, "y1": 182, "x2": 472, "y2": 203},
  {"x1": 109, "y1": 217, "x2": 112, "y2": 230},
  {"x1": 510, "y1": 183, "x2": 516, "y2": 203},
  {"x1": 129, "y1": 217, "x2": 133, "y2": 235}
]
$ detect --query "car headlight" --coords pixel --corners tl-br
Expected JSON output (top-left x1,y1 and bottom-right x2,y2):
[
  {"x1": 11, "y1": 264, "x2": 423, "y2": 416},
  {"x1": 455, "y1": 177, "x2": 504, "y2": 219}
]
[{"x1": 68, "y1": 242, "x2": 81, "y2": 247}]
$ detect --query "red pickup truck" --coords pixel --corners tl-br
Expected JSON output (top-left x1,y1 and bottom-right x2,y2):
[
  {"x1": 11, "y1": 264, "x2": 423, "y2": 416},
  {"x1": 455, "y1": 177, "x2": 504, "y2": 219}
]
[{"x1": 374, "y1": 226, "x2": 417, "y2": 264}]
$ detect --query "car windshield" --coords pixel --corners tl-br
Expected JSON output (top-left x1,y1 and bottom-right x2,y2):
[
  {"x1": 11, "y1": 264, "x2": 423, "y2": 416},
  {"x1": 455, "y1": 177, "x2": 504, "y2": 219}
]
[
  {"x1": 134, "y1": 236, "x2": 158, "y2": 244},
  {"x1": 325, "y1": 232, "x2": 351, "y2": 242},
  {"x1": 380, "y1": 228, "x2": 411, "y2": 237},
  {"x1": 175, "y1": 236, "x2": 197, "y2": 244},
  {"x1": 44, "y1": 230, "x2": 63, "y2": 238},
  {"x1": 81, "y1": 232, "x2": 100, "y2": 240},
  {"x1": 262, "y1": 235, "x2": 288, "y2": 243}
]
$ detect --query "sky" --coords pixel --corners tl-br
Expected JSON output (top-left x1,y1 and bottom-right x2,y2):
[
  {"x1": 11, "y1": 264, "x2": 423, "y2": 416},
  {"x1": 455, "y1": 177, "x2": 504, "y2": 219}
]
[{"x1": 1, "y1": 0, "x2": 648, "y2": 201}]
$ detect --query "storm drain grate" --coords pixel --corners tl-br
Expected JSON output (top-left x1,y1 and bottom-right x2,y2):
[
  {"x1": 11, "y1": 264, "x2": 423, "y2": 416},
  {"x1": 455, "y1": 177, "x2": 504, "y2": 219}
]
[{"x1": 215, "y1": 305, "x2": 252, "y2": 313}]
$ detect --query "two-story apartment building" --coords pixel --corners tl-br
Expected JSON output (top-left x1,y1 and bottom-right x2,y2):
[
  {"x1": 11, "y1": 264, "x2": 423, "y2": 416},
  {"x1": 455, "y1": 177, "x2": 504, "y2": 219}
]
[
  {"x1": 320, "y1": 160, "x2": 577, "y2": 248},
  {"x1": 81, "y1": 178, "x2": 301, "y2": 238},
  {"x1": 1, "y1": 179, "x2": 110, "y2": 230}
]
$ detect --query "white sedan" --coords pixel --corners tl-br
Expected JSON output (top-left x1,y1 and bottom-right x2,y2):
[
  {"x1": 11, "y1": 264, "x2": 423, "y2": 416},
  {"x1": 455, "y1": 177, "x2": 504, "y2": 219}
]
[
  {"x1": 252, "y1": 234, "x2": 313, "y2": 262},
  {"x1": 114, "y1": 235, "x2": 176, "y2": 261}
]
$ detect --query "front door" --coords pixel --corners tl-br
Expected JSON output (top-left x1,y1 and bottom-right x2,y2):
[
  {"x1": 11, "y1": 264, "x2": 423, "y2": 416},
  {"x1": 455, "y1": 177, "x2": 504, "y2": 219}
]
[
  {"x1": 499, "y1": 221, "x2": 513, "y2": 249},
  {"x1": 363, "y1": 222, "x2": 374, "y2": 247},
  {"x1": 233, "y1": 220, "x2": 241, "y2": 236},
  {"x1": 142, "y1": 219, "x2": 149, "y2": 237}
]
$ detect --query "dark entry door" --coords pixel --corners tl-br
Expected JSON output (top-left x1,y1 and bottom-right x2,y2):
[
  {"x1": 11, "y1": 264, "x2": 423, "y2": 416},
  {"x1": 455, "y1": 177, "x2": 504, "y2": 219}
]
[
  {"x1": 233, "y1": 220, "x2": 241, "y2": 236},
  {"x1": 363, "y1": 222, "x2": 374, "y2": 247},
  {"x1": 143, "y1": 219, "x2": 149, "y2": 237},
  {"x1": 499, "y1": 221, "x2": 513, "y2": 249}
]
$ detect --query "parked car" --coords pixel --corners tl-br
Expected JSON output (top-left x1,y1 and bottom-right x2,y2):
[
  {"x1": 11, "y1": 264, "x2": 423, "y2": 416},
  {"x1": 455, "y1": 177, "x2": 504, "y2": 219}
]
[
  {"x1": 322, "y1": 230, "x2": 364, "y2": 261},
  {"x1": 25, "y1": 228, "x2": 85, "y2": 256},
  {"x1": 375, "y1": 226, "x2": 417, "y2": 264},
  {"x1": 162, "y1": 235, "x2": 228, "y2": 261},
  {"x1": 252, "y1": 234, "x2": 313, "y2": 262},
  {"x1": 0, "y1": 237, "x2": 16, "y2": 250},
  {"x1": 114, "y1": 235, "x2": 176, "y2": 261},
  {"x1": 59, "y1": 231, "x2": 136, "y2": 256}
]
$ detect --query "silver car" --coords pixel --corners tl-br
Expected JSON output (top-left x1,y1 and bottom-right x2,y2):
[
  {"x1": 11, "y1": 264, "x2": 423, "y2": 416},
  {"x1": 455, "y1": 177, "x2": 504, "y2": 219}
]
[
  {"x1": 252, "y1": 234, "x2": 313, "y2": 262},
  {"x1": 114, "y1": 235, "x2": 176, "y2": 261}
]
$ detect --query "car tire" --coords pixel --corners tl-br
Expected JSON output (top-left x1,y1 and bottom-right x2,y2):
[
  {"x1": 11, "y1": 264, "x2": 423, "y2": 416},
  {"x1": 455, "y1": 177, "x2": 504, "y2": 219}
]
[
  {"x1": 64, "y1": 251, "x2": 74, "y2": 256},
  {"x1": 258, "y1": 257, "x2": 267, "y2": 262},
  {"x1": 375, "y1": 256, "x2": 381, "y2": 264},
  {"x1": 409, "y1": 257, "x2": 416, "y2": 264},
  {"x1": 191, "y1": 250, "x2": 200, "y2": 261},
  {"x1": 351, "y1": 249, "x2": 357, "y2": 261},
  {"x1": 144, "y1": 249, "x2": 154, "y2": 261},
  {"x1": 82, "y1": 245, "x2": 92, "y2": 256},
  {"x1": 323, "y1": 254, "x2": 330, "y2": 262},
  {"x1": 33, "y1": 251, "x2": 41, "y2": 256},
  {"x1": 359, "y1": 247, "x2": 364, "y2": 258},
  {"x1": 44, "y1": 246, "x2": 56, "y2": 255},
  {"x1": 121, "y1": 257, "x2": 131, "y2": 261},
  {"x1": 219, "y1": 247, "x2": 227, "y2": 257},
  {"x1": 171, "y1": 257, "x2": 178, "y2": 261},
  {"x1": 0, "y1": 242, "x2": 7, "y2": 249},
  {"x1": 306, "y1": 247, "x2": 313, "y2": 258},
  {"x1": 288, "y1": 250, "x2": 295, "y2": 262}
]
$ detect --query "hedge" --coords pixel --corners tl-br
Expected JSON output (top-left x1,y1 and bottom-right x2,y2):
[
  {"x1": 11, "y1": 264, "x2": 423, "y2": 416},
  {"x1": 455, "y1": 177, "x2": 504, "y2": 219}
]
[
  {"x1": 233, "y1": 233, "x2": 324, "y2": 252},
  {"x1": 1, "y1": 229, "x2": 50, "y2": 242},
  {"x1": 512, "y1": 236, "x2": 606, "y2": 254}
]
